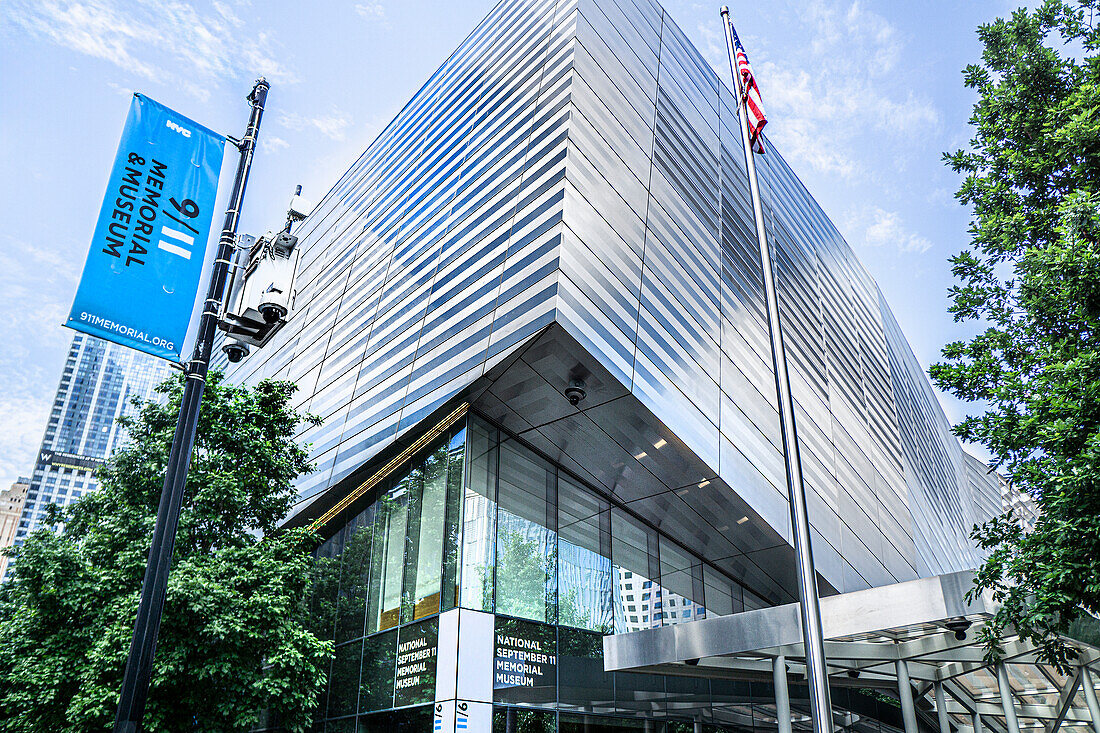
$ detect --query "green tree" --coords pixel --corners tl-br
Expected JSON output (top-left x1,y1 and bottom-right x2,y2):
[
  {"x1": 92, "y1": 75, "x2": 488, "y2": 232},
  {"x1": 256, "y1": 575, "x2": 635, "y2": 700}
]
[
  {"x1": 932, "y1": 0, "x2": 1100, "y2": 669},
  {"x1": 0, "y1": 374, "x2": 332, "y2": 731}
]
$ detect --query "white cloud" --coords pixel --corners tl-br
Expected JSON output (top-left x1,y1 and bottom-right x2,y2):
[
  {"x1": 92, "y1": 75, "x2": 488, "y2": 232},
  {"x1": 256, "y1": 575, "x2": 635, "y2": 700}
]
[
  {"x1": 0, "y1": 234, "x2": 81, "y2": 491},
  {"x1": 355, "y1": 3, "x2": 385, "y2": 20},
  {"x1": 701, "y1": 0, "x2": 939, "y2": 182},
  {"x1": 278, "y1": 110, "x2": 352, "y2": 141},
  {"x1": 262, "y1": 135, "x2": 290, "y2": 153},
  {"x1": 2, "y1": 0, "x2": 297, "y2": 101},
  {"x1": 844, "y1": 206, "x2": 934, "y2": 254}
]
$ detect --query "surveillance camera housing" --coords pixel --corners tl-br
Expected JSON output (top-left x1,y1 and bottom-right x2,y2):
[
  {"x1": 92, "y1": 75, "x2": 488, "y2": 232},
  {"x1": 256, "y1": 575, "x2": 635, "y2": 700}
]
[
  {"x1": 944, "y1": 617, "x2": 971, "y2": 641},
  {"x1": 259, "y1": 303, "x2": 287, "y2": 324},
  {"x1": 564, "y1": 378, "x2": 587, "y2": 406},
  {"x1": 222, "y1": 341, "x2": 250, "y2": 363}
]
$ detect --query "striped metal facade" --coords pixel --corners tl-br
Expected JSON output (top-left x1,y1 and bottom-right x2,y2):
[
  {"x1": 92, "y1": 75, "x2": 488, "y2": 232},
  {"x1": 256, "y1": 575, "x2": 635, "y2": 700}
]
[{"x1": 223, "y1": 0, "x2": 999, "y2": 596}]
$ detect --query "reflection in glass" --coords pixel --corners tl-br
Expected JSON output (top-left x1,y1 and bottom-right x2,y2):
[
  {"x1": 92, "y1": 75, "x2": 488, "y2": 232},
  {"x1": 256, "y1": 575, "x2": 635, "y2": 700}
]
[
  {"x1": 402, "y1": 443, "x2": 448, "y2": 623},
  {"x1": 496, "y1": 440, "x2": 556, "y2": 624},
  {"x1": 335, "y1": 506, "x2": 375, "y2": 643},
  {"x1": 558, "y1": 627, "x2": 615, "y2": 713},
  {"x1": 659, "y1": 536, "x2": 702, "y2": 626},
  {"x1": 612, "y1": 509, "x2": 659, "y2": 633},
  {"x1": 461, "y1": 418, "x2": 497, "y2": 611},
  {"x1": 442, "y1": 427, "x2": 466, "y2": 611},
  {"x1": 368, "y1": 487, "x2": 408, "y2": 633},
  {"x1": 359, "y1": 629, "x2": 398, "y2": 713},
  {"x1": 327, "y1": 639, "x2": 363, "y2": 719},
  {"x1": 558, "y1": 477, "x2": 612, "y2": 633},
  {"x1": 308, "y1": 527, "x2": 344, "y2": 643},
  {"x1": 492, "y1": 707, "x2": 556, "y2": 733}
]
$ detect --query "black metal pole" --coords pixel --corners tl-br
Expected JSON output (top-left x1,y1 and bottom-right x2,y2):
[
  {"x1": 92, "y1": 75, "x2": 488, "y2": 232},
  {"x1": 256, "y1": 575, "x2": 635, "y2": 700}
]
[{"x1": 113, "y1": 77, "x2": 269, "y2": 733}]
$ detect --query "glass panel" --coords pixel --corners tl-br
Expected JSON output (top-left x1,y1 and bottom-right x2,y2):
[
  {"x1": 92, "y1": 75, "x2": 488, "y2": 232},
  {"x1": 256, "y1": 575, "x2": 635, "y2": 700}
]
[
  {"x1": 557, "y1": 476, "x2": 612, "y2": 633},
  {"x1": 441, "y1": 426, "x2": 467, "y2": 611},
  {"x1": 308, "y1": 527, "x2": 344, "y2": 643},
  {"x1": 327, "y1": 639, "x2": 363, "y2": 719},
  {"x1": 560, "y1": 714, "x2": 652, "y2": 733},
  {"x1": 494, "y1": 616, "x2": 558, "y2": 707},
  {"x1": 461, "y1": 418, "x2": 497, "y2": 611},
  {"x1": 360, "y1": 706, "x2": 434, "y2": 733},
  {"x1": 559, "y1": 627, "x2": 615, "y2": 713},
  {"x1": 335, "y1": 506, "x2": 375, "y2": 643},
  {"x1": 359, "y1": 629, "x2": 398, "y2": 713},
  {"x1": 367, "y1": 486, "x2": 408, "y2": 633},
  {"x1": 702, "y1": 566, "x2": 735, "y2": 618},
  {"x1": 659, "y1": 537, "x2": 703, "y2": 626},
  {"x1": 402, "y1": 440, "x2": 449, "y2": 623},
  {"x1": 612, "y1": 509, "x2": 658, "y2": 633},
  {"x1": 495, "y1": 440, "x2": 556, "y2": 623},
  {"x1": 394, "y1": 617, "x2": 439, "y2": 708},
  {"x1": 492, "y1": 707, "x2": 556, "y2": 733}
]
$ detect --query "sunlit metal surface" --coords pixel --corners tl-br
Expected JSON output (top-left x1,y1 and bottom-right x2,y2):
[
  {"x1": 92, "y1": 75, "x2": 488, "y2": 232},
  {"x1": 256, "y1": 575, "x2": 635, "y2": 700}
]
[
  {"x1": 220, "y1": 0, "x2": 1006, "y2": 602},
  {"x1": 605, "y1": 570, "x2": 1100, "y2": 733}
]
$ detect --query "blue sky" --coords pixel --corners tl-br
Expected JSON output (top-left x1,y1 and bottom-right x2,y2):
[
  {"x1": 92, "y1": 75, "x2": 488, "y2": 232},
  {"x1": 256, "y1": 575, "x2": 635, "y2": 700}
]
[{"x1": 0, "y1": 0, "x2": 1014, "y2": 490}]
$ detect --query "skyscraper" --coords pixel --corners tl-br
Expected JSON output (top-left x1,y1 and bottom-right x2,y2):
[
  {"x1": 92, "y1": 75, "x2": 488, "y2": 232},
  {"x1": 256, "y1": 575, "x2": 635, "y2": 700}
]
[{"x1": 11, "y1": 333, "x2": 169, "y2": 549}]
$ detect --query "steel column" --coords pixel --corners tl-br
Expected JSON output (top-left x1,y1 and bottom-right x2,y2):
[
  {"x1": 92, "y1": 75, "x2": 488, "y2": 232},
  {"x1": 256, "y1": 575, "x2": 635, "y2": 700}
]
[
  {"x1": 775, "y1": 655, "x2": 793, "y2": 733},
  {"x1": 1082, "y1": 667, "x2": 1100, "y2": 733},
  {"x1": 973, "y1": 712, "x2": 983, "y2": 733},
  {"x1": 936, "y1": 681, "x2": 952, "y2": 733},
  {"x1": 996, "y1": 663, "x2": 1022, "y2": 733},
  {"x1": 898, "y1": 660, "x2": 919, "y2": 733}
]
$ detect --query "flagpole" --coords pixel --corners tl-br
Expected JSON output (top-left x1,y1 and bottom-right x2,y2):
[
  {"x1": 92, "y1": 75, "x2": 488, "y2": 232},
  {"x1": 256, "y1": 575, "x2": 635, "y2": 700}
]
[{"x1": 720, "y1": 7, "x2": 834, "y2": 732}]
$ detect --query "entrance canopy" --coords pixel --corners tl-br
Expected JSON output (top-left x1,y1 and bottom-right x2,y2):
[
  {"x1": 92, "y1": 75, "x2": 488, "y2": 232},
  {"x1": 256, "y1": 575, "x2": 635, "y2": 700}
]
[{"x1": 604, "y1": 571, "x2": 1100, "y2": 733}]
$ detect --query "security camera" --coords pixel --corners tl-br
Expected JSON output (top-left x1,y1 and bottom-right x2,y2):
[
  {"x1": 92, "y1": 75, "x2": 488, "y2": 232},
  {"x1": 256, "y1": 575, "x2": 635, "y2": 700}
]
[
  {"x1": 564, "y1": 378, "x2": 587, "y2": 406},
  {"x1": 259, "y1": 302, "x2": 287, "y2": 324},
  {"x1": 223, "y1": 340, "x2": 250, "y2": 363},
  {"x1": 945, "y1": 617, "x2": 971, "y2": 641}
]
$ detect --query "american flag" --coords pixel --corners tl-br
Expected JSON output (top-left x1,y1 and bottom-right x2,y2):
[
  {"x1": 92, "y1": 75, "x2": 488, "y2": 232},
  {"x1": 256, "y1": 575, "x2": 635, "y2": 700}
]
[{"x1": 729, "y1": 20, "x2": 767, "y2": 154}]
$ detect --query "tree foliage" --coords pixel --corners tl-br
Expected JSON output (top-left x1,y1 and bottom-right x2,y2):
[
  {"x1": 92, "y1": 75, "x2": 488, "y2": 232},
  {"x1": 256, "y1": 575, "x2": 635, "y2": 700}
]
[
  {"x1": 932, "y1": 0, "x2": 1100, "y2": 669},
  {"x1": 0, "y1": 373, "x2": 331, "y2": 731}
]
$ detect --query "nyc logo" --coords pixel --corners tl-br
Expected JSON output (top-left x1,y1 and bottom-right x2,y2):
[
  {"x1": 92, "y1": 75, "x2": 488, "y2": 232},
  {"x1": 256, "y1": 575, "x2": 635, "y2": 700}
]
[{"x1": 165, "y1": 120, "x2": 192, "y2": 138}]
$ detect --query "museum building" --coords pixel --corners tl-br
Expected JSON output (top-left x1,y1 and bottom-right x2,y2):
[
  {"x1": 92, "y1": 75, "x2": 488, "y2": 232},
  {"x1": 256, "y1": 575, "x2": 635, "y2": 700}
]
[{"x1": 226, "y1": 0, "x2": 1099, "y2": 732}]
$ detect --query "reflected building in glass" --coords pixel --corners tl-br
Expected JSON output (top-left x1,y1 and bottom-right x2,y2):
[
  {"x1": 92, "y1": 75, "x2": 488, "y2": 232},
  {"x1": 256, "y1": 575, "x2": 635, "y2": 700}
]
[{"x1": 228, "y1": 0, "x2": 1004, "y2": 730}]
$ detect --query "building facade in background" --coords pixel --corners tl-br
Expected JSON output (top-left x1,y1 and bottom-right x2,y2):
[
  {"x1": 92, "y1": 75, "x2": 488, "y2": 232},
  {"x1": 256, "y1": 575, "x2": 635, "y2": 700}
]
[
  {"x1": 0, "y1": 477, "x2": 29, "y2": 578},
  {"x1": 11, "y1": 333, "x2": 169, "y2": 551},
  {"x1": 227, "y1": 0, "x2": 1006, "y2": 730}
]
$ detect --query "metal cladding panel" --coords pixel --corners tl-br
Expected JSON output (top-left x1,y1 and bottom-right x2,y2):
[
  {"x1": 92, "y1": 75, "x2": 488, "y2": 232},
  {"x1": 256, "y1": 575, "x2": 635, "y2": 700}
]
[
  {"x1": 223, "y1": 0, "x2": 576, "y2": 504},
  {"x1": 223, "y1": 0, "x2": 993, "y2": 593},
  {"x1": 562, "y1": 1, "x2": 988, "y2": 589}
]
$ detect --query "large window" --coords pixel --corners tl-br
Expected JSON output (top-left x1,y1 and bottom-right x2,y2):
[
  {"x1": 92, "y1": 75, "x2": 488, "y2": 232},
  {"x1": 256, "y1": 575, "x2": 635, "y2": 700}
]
[
  {"x1": 557, "y1": 477, "x2": 611, "y2": 633},
  {"x1": 305, "y1": 412, "x2": 772, "y2": 729},
  {"x1": 461, "y1": 418, "x2": 497, "y2": 611},
  {"x1": 495, "y1": 440, "x2": 557, "y2": 624}
]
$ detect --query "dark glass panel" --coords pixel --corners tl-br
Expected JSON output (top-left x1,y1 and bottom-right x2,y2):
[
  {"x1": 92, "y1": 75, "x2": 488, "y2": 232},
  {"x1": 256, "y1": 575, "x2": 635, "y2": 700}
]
[{"x1": 359, "y1": 629, "x2": 398, "y2": 713}]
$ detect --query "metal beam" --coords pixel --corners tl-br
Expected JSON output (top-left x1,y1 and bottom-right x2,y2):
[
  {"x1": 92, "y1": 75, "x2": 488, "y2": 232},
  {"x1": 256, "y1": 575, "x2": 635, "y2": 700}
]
[
  {"x1": 941, "y1": 678, "x2": 1010, "y2": 733},
  {"x1": 1045, "y1": 667, "x2": 1081, "y2": 733}
]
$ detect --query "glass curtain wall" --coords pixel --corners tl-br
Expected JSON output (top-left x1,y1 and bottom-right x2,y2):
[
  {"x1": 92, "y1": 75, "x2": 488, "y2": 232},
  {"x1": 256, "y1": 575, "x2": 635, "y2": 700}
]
[
  {"x1": 308, "y1": 421, "x2": 467, "y2": 727},
  {"x1": 302, "y1": 412, "x2": 773, "y2": 731}
]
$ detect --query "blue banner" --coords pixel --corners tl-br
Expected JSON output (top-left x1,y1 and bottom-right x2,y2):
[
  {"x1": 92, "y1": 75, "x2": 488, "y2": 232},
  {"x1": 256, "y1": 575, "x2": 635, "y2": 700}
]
[{"x1": 66, "y1": 94, "x2": 225, "y2": 360}]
